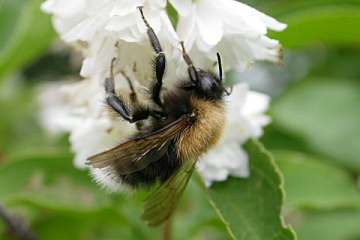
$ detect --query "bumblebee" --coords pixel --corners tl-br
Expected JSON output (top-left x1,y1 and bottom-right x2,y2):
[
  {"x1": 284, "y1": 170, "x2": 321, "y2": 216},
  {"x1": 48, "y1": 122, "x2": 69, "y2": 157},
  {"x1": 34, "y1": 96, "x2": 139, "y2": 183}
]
[{"x1": 87, "y1": 7, "x2": 228, "y2": 226}]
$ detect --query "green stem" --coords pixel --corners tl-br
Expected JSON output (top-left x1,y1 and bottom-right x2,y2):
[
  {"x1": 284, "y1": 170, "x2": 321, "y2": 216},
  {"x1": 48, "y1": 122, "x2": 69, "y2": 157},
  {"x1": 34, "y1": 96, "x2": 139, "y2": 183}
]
[{"x1": 162, "y1": 217, "x2": 172, "y2": 240}]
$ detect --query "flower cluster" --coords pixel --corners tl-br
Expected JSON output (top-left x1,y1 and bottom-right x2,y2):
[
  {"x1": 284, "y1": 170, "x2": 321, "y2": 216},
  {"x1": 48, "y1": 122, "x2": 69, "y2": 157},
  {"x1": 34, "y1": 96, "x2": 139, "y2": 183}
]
[{"x1": 40, "y1": 0, "x2": 285, "y2": 189}]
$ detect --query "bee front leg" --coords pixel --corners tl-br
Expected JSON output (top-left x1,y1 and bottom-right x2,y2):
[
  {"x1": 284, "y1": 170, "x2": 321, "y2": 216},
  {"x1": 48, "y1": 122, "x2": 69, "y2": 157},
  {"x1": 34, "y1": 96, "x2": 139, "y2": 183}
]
[
  {"x1": 180, "y1": 41, "x2": 199, "y2": 84},
  {"x1": 138, "y1": 6, "x2": 166, "y2": 108}
]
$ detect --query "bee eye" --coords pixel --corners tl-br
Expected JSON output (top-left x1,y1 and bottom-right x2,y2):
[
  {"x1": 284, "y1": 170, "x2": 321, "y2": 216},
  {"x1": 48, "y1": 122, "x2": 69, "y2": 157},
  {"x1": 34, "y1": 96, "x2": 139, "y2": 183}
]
[{"x1": 199, "y1": 75, "x2": 217, "y2": 91}]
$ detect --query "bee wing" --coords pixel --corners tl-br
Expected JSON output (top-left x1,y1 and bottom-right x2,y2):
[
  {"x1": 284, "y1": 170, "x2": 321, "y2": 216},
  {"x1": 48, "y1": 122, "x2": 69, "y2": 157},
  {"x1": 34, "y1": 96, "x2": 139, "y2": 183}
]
[
  {"x1": 86, "y1": 114, "x2": 191, "y2": 174},
  {"x1": 142, "y1": 159, "x2": 196, "y2": 227}
]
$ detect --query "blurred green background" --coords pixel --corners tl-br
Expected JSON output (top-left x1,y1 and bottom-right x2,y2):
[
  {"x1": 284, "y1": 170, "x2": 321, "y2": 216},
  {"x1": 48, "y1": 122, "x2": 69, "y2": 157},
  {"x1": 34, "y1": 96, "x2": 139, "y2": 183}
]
[{"x1": 0, "y1": 0, "x2": 360, "y2": 239}]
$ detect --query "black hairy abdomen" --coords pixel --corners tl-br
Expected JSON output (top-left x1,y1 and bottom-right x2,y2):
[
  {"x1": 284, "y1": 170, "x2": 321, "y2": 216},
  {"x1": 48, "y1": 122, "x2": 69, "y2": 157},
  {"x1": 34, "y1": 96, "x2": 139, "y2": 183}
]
[
  {"x1": 118, "y1": 141, "x2": 181, "y2": 188},
  {"x1": 118, "y1": 89, "x2": 192, "y2": 188}
]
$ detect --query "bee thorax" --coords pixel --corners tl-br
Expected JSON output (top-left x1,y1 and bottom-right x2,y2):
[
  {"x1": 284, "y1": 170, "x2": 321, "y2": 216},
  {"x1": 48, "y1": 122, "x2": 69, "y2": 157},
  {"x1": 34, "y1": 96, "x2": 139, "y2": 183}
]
[{"x1": 176, "y1": 97, "x2": 225, "y2": 161}]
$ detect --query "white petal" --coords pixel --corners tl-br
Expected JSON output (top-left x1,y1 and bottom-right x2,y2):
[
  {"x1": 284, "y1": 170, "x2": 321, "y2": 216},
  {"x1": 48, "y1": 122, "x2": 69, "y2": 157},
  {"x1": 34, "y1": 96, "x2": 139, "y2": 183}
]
[
  {"x1": 197, "y1": 142, "x2": 250, "y2": 187},
  {"x1": 218, "y1": 0, "x2": 266, "y2": 35},
  {"x1": 80, "y1": 36, "x2": 116, "y2": 79},
  {"x1": 41, "y1": 0, "x2": 86, "y2": 18},
  {"x1": 38, "y1": 82, "x2": 83, "y2": 134},
  {"x1": 246, "y1": 36, "x2": 283, "y2": 63},
  {"x1": 257, "y1": 12, "x2": 287, "y2": 32},
  {"x1": 169, "y1": 0, "x2": 192, "y2": 16},
  {"x1": 243, "y1": 91, "x2": 271, "y2": 138},
  {"x1": 223, "y1": 84, "x2": 253, "y2": 143},
  {"x1": 151, "y1": 0, "x2": 167, "y2": 8},
  {"x1": 111, "y1": 0, "x2": 141, "y2": 17},
  {"x1": 159, "y1": 11, "x2": 179, "y2": 46},
  {"x1": 176, "y1": 7, "x2": 197, "y2": 50},
  {"x1": 63, "y1": 17, "x2": 100, "y2": 42},
  {"x1": 243, "y1": 91, "x2": 270, "y2": 116},
  {"x1": 106, "y1": 15, "x2": 135, "y2": 32},
  {"x1": 226, "y1": 83, "x2": 249, "y2": 123},
  {"x1": 196, "y1": 0, "x2": 223, "y2": 47}
]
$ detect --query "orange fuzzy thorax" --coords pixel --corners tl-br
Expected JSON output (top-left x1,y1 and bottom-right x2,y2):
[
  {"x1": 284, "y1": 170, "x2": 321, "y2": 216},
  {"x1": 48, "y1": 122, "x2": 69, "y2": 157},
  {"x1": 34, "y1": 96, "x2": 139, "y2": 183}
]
[{"x1": 176, "y1": 97, "x2": 225, "y2": 161}]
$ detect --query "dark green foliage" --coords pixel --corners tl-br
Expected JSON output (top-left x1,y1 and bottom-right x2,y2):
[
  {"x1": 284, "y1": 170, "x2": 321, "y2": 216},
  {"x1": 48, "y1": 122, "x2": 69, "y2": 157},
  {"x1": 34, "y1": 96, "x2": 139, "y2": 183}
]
[{"x1": 206, "y1": 140, "x2": 296, "y2": 240}]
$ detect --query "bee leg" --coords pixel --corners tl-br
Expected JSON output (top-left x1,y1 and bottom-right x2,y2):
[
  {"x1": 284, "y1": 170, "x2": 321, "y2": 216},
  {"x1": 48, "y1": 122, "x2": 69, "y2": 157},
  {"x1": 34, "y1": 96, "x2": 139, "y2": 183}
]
[
  {"x1": 138, "y1": 6, "x2": 166, "y2": 108},
  {"x1": 120, "y1": 68, "x2": 139, "y2": 105},
  {"x1": 180, "y1": 41, "x2": 199, "y2": 84},
  {"x1": 120, "y1": 68, "x2": 145, "y2": 130},
  {"x1": 105, "y1": 80, "x2": 140, "y2": 123},
  {"x1": 106, "y1": 78, "x2": 163, "y2": 123},
  {"x1": 105, "y1": 59, "x2": 163, "y2": 123}
]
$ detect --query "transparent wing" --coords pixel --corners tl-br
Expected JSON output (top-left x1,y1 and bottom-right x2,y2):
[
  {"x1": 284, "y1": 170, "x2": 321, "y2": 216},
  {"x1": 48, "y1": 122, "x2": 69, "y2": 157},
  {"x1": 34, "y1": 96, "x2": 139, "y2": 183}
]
[
  {"x1": 86, "y1": 115, "x2": 190, "y2": 174},
  {"x1": 142, "y1": 159, "x2": 196, "y2": 226}
]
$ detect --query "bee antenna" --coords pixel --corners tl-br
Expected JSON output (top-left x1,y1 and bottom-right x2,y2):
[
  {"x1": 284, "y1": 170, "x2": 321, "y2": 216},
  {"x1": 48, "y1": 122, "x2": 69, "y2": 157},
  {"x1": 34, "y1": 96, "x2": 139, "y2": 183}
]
[{"x1": 216, "y1": 52, "x2": 223, "y2": 82}]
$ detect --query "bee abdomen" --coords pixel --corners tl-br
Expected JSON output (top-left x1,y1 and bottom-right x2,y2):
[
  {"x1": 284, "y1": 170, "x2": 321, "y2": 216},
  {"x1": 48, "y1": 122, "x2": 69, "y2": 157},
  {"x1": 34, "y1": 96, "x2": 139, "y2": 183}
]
[{"x1": 119, "y1": 142, "x2": 180, "y2": 188}]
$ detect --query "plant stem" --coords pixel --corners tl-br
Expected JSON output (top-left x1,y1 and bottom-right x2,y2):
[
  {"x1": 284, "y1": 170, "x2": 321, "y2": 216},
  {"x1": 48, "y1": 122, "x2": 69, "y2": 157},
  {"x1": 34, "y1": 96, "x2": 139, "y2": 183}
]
[
  {"x1": 162, "y1": 217, "x2": 172, "y2": 240},
  {"x1": 0, "y1": 203, "x2": 37, "y2": 240}
]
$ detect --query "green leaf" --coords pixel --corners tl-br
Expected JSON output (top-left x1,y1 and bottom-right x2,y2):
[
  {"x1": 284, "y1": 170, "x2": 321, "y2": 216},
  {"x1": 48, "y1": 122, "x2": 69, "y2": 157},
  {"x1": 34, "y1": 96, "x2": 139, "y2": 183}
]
[
  {"x1": 173, "y1": 179, "x2": 228, "y2": 240},
  {"x1": 292, "y1": 209, "x2": 360, "y2": 240},
  {"x1": 252, "y1": 0, "x2": 360, "y2": 16},
  {"x1": 205, "y1": 139, "x2": 296, "y2": 240},
  {"x1": 0, "y1": 77, "x2": 69, "y2": 158},
  {"x1": 1, "y1": 193, "x2": 159, "y2": 240},
  {"x1": 310, "y1": 49, "x2": 360, "y2": 80},
  {"x1": 32, "y1": 209, "x2": 149, "y2": 240},
  {"x1": 241, "y1": 0, "x2": 360, "y2": 48},
  {"x1": 166, "y1": 2, "x2": 178, "y2": 28},
  {"x1": 271, "y1": 79, "x2": 360, "y2": 171},
  {"x1": 261, "y1": 125, "x2": 310, "y2": 153},
  {"x1": 274, "y1": 151, "x2": 360, "y2": 209},
  {"x1": 272, "y1": 5, "x2": 360, "y2": 48},
  {"x1": 0, "y1": 221, "x2": 4, "y2": 238},
  {"x1": 0, "y1": 0, "x2": 55, "y2": 79},
  {"x1": 0, "y1": 152, "x2": 110, "y2": 212}
]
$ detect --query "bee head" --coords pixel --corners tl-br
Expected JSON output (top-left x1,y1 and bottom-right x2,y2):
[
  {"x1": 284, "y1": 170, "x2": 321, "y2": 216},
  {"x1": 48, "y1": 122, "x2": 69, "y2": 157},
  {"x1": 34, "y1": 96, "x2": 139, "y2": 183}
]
[
  {"x1": 192, "y1": 53, "x2": 226, "y2": 99},
  {"x1": 180, "y1": 43, "x2": 229, "y2": 99},
  {"x1": 195, "y1": 69, "x2": 223, "y2": 98}
]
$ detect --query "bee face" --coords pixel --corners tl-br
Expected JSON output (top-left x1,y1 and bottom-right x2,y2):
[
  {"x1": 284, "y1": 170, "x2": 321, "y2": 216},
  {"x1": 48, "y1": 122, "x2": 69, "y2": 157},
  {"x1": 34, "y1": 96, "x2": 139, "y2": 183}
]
[{"x1": 195, "y1": 69, "x2": 224, "y2": 99}]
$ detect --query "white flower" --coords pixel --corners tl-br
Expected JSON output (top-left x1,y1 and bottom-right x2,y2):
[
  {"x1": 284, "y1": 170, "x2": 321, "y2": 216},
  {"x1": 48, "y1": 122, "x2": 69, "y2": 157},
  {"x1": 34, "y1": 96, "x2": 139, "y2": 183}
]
[
  {"x1": 38, "y1": 76, "x2": 137, "y2": 169},
  {"x1": 42, "y1": 0, "x2": 178, "y2": 82},
  {"x1": 170, "y1": 0, "x2": 286, "y2": 71},
  {"x1": 42, "y1": 0, "x2": 174, "y2": 43},
  {"x1": 40, "y1": 0, "x2": 283, "y2": 189}
]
